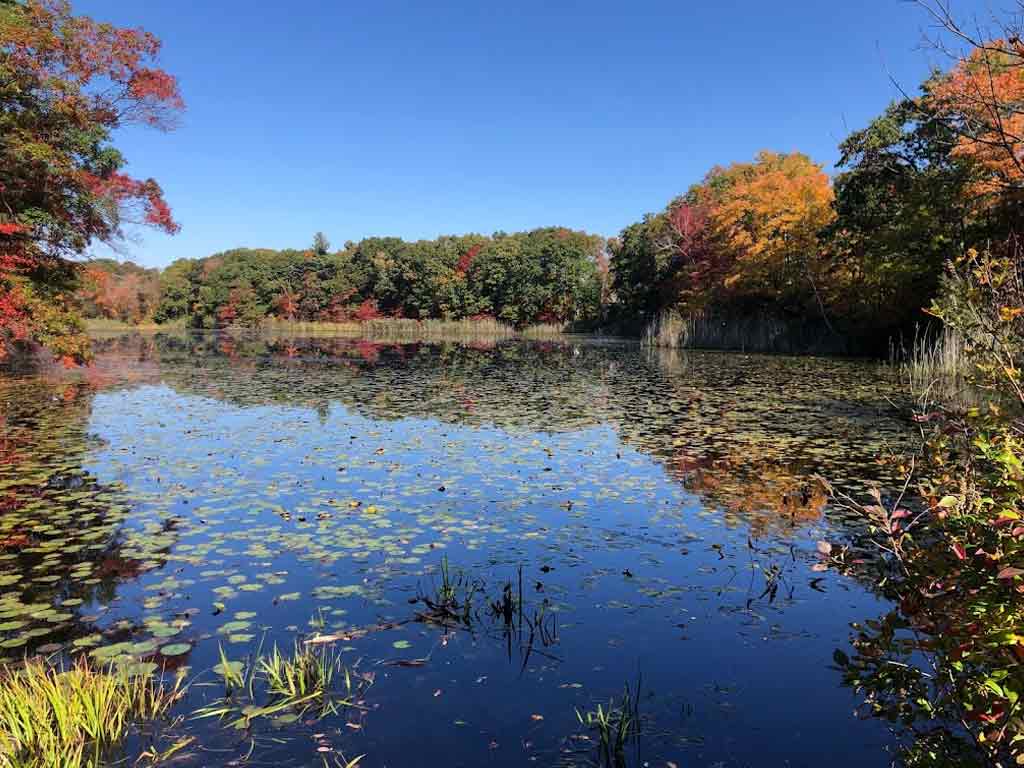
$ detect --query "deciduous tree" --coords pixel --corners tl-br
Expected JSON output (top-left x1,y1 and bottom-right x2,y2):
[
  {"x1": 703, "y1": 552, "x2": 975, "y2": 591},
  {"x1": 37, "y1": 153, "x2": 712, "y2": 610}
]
[{"x1": 0, "y1": 0, "x2": 183, "y2": 362}]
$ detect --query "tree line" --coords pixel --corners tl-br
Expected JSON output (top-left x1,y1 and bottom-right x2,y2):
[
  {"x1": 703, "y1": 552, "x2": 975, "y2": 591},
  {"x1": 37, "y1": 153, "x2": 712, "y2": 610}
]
[
  {"x1": 125, "y1": 228, "x2": 607, "y2": 329},
  {"x1": 75, "y1": 56, "x2": 1023, "y2": 352},
  {"x1": 2, "y1": 0, "x2": 1023, "y2": 362}
]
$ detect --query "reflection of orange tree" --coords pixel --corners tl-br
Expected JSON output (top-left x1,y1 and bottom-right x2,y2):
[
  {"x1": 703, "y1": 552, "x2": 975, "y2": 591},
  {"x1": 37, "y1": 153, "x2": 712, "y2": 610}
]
[
  {"x1": 141, "y1": 334, "x2": 903, "y2": 536},
  {"x1": 672, "y1": 451, "x2": 828, "y2": 536}
]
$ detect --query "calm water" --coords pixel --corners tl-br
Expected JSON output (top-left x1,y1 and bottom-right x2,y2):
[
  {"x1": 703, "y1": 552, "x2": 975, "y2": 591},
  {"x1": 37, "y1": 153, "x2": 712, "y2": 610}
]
[{"x1": 0, "y1": 334, "x2": 916, "y2": 767}]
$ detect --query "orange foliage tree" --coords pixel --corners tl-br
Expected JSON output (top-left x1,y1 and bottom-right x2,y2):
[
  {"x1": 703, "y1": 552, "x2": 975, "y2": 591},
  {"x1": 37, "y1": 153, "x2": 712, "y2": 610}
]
[
  {"x1": 914, "y1": 0, "x2": 1024, "y2": 203},
  {"x1": 696, "y1": 151, "x2": 835, "y2": 309}
]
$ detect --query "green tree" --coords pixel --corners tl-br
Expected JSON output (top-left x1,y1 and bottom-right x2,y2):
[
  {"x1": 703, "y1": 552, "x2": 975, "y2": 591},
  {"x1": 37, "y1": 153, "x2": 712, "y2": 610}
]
[
  {"x1": 469, "y1": 228, "x2": 602, "y2": 326},
  {"x1": 822, "y1": 95, "x2": 977, "y2": 335},
  {"x1": 312, "y1": 232, "x2": 331, "y2": 256}
]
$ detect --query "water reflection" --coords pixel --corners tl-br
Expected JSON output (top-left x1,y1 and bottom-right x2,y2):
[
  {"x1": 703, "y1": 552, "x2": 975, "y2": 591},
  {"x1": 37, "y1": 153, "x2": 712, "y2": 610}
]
[
  {"x1": 0, "y1": 333, "x2": 915, "y2": 767},
  {"x1": 0, "y1": 376, "x2": 183, "y2": 669}
]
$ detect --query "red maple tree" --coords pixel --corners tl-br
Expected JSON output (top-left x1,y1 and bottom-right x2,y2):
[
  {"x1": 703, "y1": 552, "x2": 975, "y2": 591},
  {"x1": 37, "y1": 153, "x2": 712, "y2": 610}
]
[{"x1": 0, "y1": 0, "x2": 184, "y2": 362}]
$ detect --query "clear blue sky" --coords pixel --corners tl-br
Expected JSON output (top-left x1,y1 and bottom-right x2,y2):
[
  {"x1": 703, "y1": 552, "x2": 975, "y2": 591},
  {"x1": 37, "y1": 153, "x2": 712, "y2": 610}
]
[{"x1": 78, "y1": 0, "x2": 990, "y2": 268}]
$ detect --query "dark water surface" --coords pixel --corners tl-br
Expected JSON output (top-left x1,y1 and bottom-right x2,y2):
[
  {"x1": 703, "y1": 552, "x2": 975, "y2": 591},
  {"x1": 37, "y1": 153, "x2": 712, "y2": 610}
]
[{"x1": 0, "y1": 334, "x2": 916, "y2": 767}]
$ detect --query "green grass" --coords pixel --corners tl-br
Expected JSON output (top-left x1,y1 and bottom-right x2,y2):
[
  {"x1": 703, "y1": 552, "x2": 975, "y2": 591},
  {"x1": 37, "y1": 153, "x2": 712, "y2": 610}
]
[
  {"x1": 259, "y1": 641, "x2": 337, "y2": 699},
  {"x1": 575, "y1": 682, "x2": 642, "y2": 768},
  {"x1": 195, "y1": 636, "x2": 365, "y2": 728},
  {"x1": 212, "y1": 643, "x2": 246, "y2": 691},
  {"x1": 0, "y1": 657, "x2": 182, "y2": 768}
]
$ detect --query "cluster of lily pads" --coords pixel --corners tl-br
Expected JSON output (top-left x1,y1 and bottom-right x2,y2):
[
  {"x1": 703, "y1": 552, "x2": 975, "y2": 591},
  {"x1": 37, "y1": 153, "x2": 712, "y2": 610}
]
[{"x1": 0, "y1": 335, "x2": 922, "y2": 767}]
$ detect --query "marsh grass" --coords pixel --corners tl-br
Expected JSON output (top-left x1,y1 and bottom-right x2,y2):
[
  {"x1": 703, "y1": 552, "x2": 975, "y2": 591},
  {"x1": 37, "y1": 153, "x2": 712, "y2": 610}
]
[
  {"x1": 84, "y1": 317, "x2": 187, "y2": 334},
  {"x1": 641, "y1": 311, "x2": 688, "y2": 349},
  {"x1": 641, "y1": 308, "x2": 844, "y2": 354},
  {"x1": 257, "y1": 317, "x2": 572, "y2": 341},
  {"x1": 213, "y1": 644, "x2": 245, "y2": 691},
  {"x1": 575, "y1": 681, "x2": 643, "y2": 768},
  {"x1": 642, "y1": 309, "x2": 791, "y2": 351},
  {"x1": 521, "y1": 322, "x2": 572, "y2": 338},
  {"x1": 0, "y1": 657, "x2": 182, "y2": 768},
  {"x1": 259, "y1": 641, "x2": 338, "y2": 700},
  {"x1": 414, "y1": 555, "x2": 484, "y2": 628},
  {"x1": 889, "y1": 325, "x2": 970, "y2": 403},
  {"x1": 196, "y1": 636, "x2": 365, "y2": 729},
  {"x1": 136, "y1": 736, "x2": 197, "y2": 766}
]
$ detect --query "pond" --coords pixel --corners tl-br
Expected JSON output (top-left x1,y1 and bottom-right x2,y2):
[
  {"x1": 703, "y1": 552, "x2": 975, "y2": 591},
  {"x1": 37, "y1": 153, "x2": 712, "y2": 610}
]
[{"x1": 0, "y1": 333, "x2": 917, "y2": 767}]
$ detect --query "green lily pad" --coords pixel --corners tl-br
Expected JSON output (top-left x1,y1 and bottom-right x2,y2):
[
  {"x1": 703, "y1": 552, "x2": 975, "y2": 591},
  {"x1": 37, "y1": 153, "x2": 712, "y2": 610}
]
[{"x1": 159, "y1": 643, "x2": 191, "y2": 656}]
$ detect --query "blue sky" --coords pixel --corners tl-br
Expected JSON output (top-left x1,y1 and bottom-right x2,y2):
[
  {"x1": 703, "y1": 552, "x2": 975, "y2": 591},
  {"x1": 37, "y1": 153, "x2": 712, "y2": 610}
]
[{"x1": 78, "y1": 0, "x2": 990, "y2": 268}]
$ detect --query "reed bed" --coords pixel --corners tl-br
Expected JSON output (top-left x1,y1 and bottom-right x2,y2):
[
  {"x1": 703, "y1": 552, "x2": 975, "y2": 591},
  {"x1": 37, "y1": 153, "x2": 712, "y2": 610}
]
[
  {"x1": 258, "y1": 317, "x2": 571, "y2": 341},
  {"x1": 890, "y1": 325, "x2": 967, "y2": 389},
  {"x1": 888, "y1": 325, "x2": 982, "y2": 408},
  {"x1": 195, "y1": 638, "x2": 365, "y2": 728},
  {"x1": 521, "y1": 322, "x2": 572, "y2": 339},
  {"x1": 84, "y1": 317, "x2": 187, "y2": 334},
  {"x1": 642, "y1": 310, "x2": 789, "y2": 352},
  {"x1": 0, "y1": 657, "x2": 182, "y2": 768}
]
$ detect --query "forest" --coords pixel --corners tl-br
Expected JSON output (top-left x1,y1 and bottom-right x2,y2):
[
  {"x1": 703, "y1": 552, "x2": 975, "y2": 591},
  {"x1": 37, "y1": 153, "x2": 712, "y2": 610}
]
[
  {"x1": 72, "y1": 79, "x2": 1018, "y2": 354},
  {"x1": 141, "y1": 228, "x2": 607, "y2": 330}
]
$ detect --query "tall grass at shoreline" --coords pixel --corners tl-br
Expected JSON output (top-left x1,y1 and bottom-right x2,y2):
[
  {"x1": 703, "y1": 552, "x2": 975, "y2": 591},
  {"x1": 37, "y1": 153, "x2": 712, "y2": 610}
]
[
  {"x1": 354, "y1": 317, "x2": 519, "y2": 340},
  {"x1": 90, "y1": 316, "x2": 577, "y2": 342},
  {"x1": 888, "y1": 325, "x2": 971, "y2": 404},
  {"x1": 641, "y1": 309, "x2": 801, "y2": 352},
  {"x1": 0, "y1": 657, "x2": 182, "y2": 768},
  {"x1": 84, "y1": 317, "x2": 188, "y2": 334}
]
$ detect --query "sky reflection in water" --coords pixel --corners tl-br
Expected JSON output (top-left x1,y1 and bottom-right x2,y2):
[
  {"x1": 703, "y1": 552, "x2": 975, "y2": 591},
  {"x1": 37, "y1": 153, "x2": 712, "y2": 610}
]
[{"x1": 0, "y1": 335, "x2": 914, "y2": 767}]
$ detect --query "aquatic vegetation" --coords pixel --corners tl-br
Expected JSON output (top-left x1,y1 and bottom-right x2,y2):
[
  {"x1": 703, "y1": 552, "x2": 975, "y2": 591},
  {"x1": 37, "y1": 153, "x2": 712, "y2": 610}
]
[
  {"x1": 575, "y1": 682, "x2": 643, "y2": 768},
  {"x1": 888, "y1": 324, "x2": 978, "y2": 408},
  {"x1": 213, "y1": 643, "x2": 246, "y2": 691},
  {"x1": 0, "y1": 657, "x2": 183, "y2": 768},
  {"x1": 259, "y1": 641, "x2": 337, "y2": 700},
  {"x1": 521, "y1": 322, "x2": 573, "y2": 339},
  {"x1": 412, "y1": 555, "x2": 484, "y2": 628},
  {"x1": 641, "y1": 308, "x2": 842, "y2": 354},
  {"x1": 196, "y1": 637, "x2": 367, "y2": 728},
  {"x1": 136, "y1": 735, "x2": 198, "y2": 766},
  {"x1": 0, "y1": 335, "x2": 920, "y2": 766}
]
